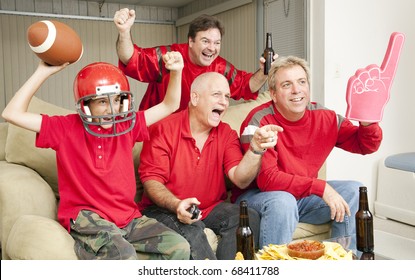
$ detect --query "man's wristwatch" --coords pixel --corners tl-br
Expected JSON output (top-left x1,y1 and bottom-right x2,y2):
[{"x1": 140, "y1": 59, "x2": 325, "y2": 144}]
[{"x1": 249, "y1": 143, "x2": 266, "y2": 155}]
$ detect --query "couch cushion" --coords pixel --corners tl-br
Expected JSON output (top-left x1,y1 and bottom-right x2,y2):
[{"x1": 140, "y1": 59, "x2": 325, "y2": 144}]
[
  {"x1": 222, "y1": 92, "x2": 271, "y2": 134},
  {"x1": 4, "y1": 96, "x2": 74, "y2": 197},
  {"x1": 293, "y1": 222, "x2": 331, "y2": 241},
  {"x1": 0, "y1": 122, "x2": 8, "y2": 161}
]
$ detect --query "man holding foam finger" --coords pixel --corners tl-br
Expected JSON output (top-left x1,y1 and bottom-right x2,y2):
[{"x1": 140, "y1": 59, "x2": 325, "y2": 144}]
[
  {"x1": 233, "y1": 55, "x2": 384, "y2": 248},
  {"x1": 233, "y1": 32, "x2": 404, "y2": 248}
]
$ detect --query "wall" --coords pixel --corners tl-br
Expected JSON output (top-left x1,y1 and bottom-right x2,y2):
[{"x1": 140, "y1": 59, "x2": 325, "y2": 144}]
[
  {"x1": 309, "y1": 0, "x2": 415, "y2": 206},
  {"x1": 0, "y1": 0, "x2": 258, "y2": 116},
  {"x1": 0, "y1": 13, "x2": 176, "y2": 114},
  {"x1": 0, "y1": 0, "x2": 178, "y2": 21},
  {"x1": 0, "y1": 0, "x2": 179, "y2": 118},
  {"x1": 177, "y1": 1, "x2": 257, "y2": 74}
]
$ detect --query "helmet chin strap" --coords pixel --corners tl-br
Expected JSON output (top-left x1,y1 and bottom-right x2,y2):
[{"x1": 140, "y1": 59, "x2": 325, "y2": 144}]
[
  {"x1": 83, "y1": 106, "x2": 92, "y2": 122},
  {"x1": 122, "y1": 99, "x2": 129, "y2": 113},
  {"x1": 121, "y1": 98, "x2": 129, "y2": 117}
]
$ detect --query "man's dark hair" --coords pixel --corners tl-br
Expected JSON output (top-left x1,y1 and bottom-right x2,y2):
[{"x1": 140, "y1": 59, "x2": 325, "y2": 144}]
[{"x1": 187, "y1": 14, "x2": 225, "y2": 40}]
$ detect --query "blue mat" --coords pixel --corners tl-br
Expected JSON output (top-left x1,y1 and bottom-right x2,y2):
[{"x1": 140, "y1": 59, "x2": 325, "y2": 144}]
[{"x1": 385, "y1": 152, "x2": 415, "y2": 172}]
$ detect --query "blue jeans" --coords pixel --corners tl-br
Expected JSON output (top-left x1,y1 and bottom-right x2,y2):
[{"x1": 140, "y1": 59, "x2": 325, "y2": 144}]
[
  {"x1": 235, "y1": 180, "x2": 360, "y2": 248},
  {"x1": 142, "y1": 202, "x2": 260, "y2": 260}
]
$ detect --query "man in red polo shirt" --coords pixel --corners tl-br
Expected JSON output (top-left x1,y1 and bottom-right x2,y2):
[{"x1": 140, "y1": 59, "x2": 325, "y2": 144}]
[
  {"x1": 138, "y1": 72, "x2": 283, "y2": 260},
  {"x1": 114, "y1": 8, "x2": 275, "y2": 111}
]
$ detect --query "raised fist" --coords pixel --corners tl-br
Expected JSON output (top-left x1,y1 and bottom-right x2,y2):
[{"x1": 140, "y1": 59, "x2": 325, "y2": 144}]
[
  {"x1": 345, "y1": 32, "x2": 405, "y2": 122},
  {"x1": 163, "y1": 51, "x2": 184, "y2": 72}
]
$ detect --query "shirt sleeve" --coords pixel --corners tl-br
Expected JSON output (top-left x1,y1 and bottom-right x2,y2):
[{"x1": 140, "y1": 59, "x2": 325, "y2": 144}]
[
  {"x1": 336, "y1": 116, "x2": 383, "y2": 154},
  {"x1": 222, "y1": 127, "x2": 244, "y2": 175},
  {"x1": 138, "y1": 124, "x2": 171, "y2": 185},
  {"x1": 36, "y1": 114, "x2": 72, "y2": 150},
  {"x1": 217, "y1": 57, "x2": 258, "y2": 101},
  {"x1": 118, "y1": 45, "x2": 163, "y2": 83},
  {"x1": 132, "y1": 111, "x2": 150, "y2": 142}
]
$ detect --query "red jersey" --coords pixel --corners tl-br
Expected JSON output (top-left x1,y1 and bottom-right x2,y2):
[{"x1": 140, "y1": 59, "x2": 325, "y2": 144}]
[
  {"x1": 119, "y1": 43, "x2": 257, "y2": 111},
  {"x1": 232, "y1": 101, "x2": 382, "y2": 201},
  {"x1": 138, "y1": 109, "x2": 243, "y2": 218},
  {"x1": 36, "y1": 112, "x2": 149, "y2": 231}
]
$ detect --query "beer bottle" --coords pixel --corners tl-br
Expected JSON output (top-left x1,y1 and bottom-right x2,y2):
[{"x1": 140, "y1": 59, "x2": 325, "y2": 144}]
[
  {"x1": 355, "y1": 186, "x2": 374, "y2": 252},
  {"x1": 263, "y1": 32, "x2": 275, "y2": 75},
  {"x1": 360, "y1": 252, "x2": 375, "y2": 260},
  {"x1": 236, "y1": 200, "x2": 255, "y2": 260}
]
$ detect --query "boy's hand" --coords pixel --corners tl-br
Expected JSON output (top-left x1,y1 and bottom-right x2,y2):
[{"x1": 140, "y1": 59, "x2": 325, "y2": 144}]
[
  {"x1": 37, "y1": 60, "x2": 69, "y2": 77},
  {"x1": 163, "y1": 51, "x2": 184, "y2": 72}
]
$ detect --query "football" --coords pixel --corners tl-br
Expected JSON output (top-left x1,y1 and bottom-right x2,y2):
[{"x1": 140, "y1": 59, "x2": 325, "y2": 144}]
[{"x1": 27, "y1": 20, "x2": 83, "y2": 66}]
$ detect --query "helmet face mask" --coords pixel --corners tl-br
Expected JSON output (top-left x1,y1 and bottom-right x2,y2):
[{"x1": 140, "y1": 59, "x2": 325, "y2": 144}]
[{"x1": 73, "y1": 62, "x2": 136, "y2": 137}]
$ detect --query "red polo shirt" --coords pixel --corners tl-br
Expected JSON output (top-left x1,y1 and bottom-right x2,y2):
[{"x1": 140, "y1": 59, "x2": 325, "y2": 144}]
[
  {"x1": 36, "y1": 112, "x2": 149, "y2": 232},
  {"x1": 138, "y1": 109, "x2": 243, "y2": 218}
]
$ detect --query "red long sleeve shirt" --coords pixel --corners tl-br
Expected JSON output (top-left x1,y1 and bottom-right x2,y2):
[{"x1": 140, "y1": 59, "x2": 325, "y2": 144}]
[{"x1": 232, "y1": 101, "x2": 382, "y2": 202}]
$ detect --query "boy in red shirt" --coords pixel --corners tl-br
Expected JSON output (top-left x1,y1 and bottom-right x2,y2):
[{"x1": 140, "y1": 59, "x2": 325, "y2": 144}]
[{"x1": 2, "y1": 52, "x2": 190, "y2": 260}]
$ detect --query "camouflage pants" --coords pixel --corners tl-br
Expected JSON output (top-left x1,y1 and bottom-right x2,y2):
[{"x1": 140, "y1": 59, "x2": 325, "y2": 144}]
[{"x1": 70, "y1": 210, "x2": 190, "y2": 260}]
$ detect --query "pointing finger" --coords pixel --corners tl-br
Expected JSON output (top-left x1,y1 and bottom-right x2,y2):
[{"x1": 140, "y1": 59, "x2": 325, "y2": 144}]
[{"x1": 380, "y1": 32, "x2": 405, "y2": 77}]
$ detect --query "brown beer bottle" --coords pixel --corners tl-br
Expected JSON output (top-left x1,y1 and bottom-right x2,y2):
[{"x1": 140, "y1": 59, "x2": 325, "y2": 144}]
[
  {"x1": 236, "y1": 200, "x2": 255, "y2": 260},
  {"x1": 263, "y1": 32, "x2": 275, "y2": 75},
  {"x1": 355, "y1": 186, "x2": 374, "y2": 252}
]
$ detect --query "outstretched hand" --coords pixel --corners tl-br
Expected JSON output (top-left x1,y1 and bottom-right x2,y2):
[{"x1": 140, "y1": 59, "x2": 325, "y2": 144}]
[
  {"x1": 345, "y1": 32, "x2": 405, "y2": 123},
  {"x1": 251, "y1": 124, "x2": 283, "y2": 151}
]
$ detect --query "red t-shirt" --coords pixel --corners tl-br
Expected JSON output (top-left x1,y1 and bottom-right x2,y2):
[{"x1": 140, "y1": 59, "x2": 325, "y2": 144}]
[
  {"x1": 232, "y1": 101, "x2": 383, "y2": 202},
  {"x1": 138, "y1": 109, "x2": 243, "y2": 218},
  {"x1": 119, "y1": 43, "x2": 257, "y2": 111},
  {"x1": 36, "y1": 112, "x2": 149, "y2": 232}
]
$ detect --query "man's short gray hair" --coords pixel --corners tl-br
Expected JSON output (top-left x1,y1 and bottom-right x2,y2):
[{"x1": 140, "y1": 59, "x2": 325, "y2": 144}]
[{"x1": 267, "y1": 56, "x2": 311, "y2": 91}]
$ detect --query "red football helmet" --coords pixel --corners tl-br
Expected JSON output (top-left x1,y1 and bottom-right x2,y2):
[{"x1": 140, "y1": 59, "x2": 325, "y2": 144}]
[{"x1": 73, "y1": 62, "x2": 136, "y2": 137}]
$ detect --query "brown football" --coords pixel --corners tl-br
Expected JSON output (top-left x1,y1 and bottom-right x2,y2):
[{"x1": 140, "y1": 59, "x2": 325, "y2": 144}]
[{"x1": 27, "y1": 20, "x2": 83, "y2": 66}]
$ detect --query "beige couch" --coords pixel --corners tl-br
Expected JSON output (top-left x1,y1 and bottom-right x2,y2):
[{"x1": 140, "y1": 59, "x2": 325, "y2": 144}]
[{"x1": 0, "y1": 93, "x2": 330, "y2": 260}]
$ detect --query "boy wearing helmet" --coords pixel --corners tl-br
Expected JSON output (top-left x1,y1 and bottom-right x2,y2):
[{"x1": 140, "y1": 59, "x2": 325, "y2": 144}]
[{"x1": 2, "y1": 52, "x2": 191, "y2": 260}]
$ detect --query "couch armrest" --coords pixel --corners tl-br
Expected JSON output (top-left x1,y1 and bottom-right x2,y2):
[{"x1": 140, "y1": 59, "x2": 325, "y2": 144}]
[
  {"x1": 0, "y1": 122, "x2": 7, "y2": 161},
  {"x1": 6, "y1": 215, "x2": 77, "y2": 260},
  {"x1": 0, "y1": 161, "x2": 57, "y2": 259}
]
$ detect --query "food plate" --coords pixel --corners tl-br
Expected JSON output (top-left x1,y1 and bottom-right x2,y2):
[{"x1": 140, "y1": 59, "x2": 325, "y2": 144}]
[{"x1": 256, "y1": 241, "x2": 353, "y2": 260}]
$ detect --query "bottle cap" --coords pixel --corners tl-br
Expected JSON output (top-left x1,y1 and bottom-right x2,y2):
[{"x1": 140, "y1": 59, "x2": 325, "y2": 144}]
[{"x1": 240, "y1": 200, "x2": 248, "y2": 207}]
